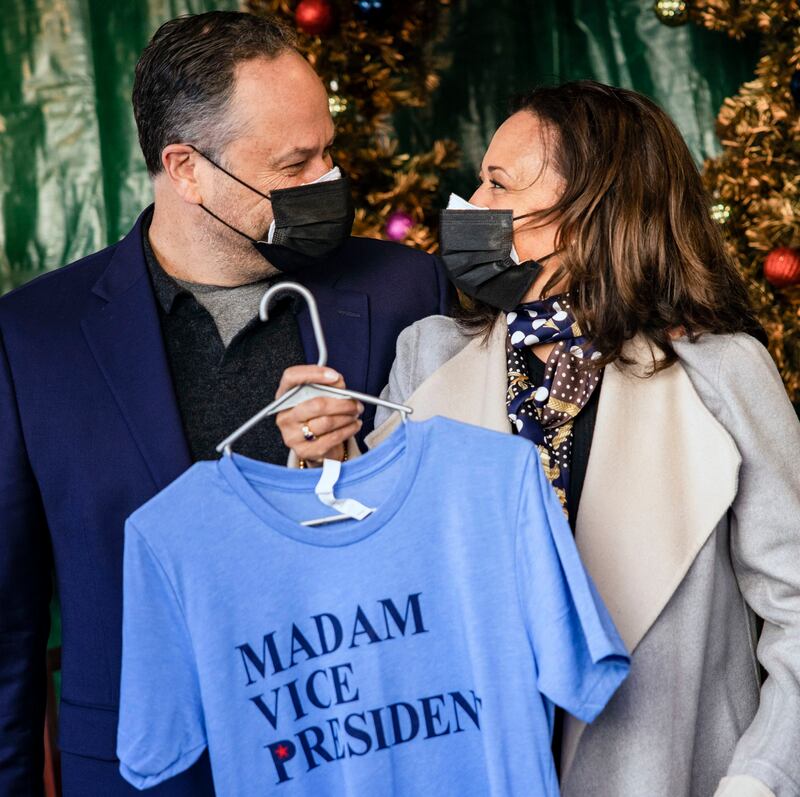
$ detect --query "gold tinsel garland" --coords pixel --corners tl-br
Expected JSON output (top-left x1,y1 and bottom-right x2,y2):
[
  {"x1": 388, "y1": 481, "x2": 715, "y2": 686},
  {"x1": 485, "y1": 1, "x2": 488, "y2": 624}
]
[
  {"x1": 690, "y1": 0, "x2": 800, "y2": 403},
  {"x1": 246, "y1": 0, "x2": 459, "y2": 251}
]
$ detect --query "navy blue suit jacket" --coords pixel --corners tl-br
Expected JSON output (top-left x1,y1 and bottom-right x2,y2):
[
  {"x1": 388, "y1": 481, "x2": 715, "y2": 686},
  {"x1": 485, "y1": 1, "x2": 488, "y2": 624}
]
[{"x1": 0, "y1": 208, "x2": 450, "y2": 795}]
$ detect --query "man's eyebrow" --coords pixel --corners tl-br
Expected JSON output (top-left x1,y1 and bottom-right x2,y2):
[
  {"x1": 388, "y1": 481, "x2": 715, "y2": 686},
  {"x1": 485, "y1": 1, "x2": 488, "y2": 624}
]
[
  {"x1": 273, "y1": 145, "x2": 316, "y2": 165},
  {"x1": 272, "y1": 137, "x2": 336, "y2": 166}
]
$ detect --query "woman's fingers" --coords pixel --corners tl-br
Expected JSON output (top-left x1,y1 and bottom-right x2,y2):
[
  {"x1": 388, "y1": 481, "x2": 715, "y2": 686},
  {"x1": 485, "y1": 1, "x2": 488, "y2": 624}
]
[
  {"x1": 285, "y1": 417, "x2": 363, "y2": 463},
  {"x1": 282, "y1": 413, "x2": 363, "y2": 446},
  {"x1": 276, "y1": 398, "x2": 363, "y2": 434},
  {"x1": 276, "y1": 385, "x2": 364, "y2": 462},
  {"x1": 293, "y1": 397, "x2": 363, "y2": 422},
  {"x1": 275, "y1": 365, "x2": 345, "y2": 399}
]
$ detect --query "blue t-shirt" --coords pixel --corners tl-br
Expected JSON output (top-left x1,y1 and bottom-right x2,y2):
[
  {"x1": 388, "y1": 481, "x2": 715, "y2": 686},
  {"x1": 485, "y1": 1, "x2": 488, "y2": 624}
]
[{"x1": 118, "y1": 416, "x2": 628, "y2": 795}]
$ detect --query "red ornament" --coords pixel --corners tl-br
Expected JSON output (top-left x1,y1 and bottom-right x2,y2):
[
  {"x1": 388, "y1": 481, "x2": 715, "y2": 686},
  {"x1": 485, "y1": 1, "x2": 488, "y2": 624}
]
[
  {"x1": 764, "y1": 247, "x2": 800, "y2": 288},
  {"x1": 295, "y1": 0, "x2": 334, "y2": 35}
]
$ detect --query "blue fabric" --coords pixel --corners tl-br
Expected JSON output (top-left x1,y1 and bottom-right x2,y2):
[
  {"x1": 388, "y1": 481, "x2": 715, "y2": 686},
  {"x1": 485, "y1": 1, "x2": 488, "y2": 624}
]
[
  {"x1": 118, "y1": 416, "x2": 629, "y2": 795},
  {"x1": 0, "y1": 207, "x2": 449, "y2": 796}
]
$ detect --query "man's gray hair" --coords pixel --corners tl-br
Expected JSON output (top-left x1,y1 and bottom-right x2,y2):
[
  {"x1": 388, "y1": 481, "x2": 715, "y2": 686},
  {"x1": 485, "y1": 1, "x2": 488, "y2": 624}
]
[{"x1": 132, "y1": 11, "x2": 296, "y2": 176}]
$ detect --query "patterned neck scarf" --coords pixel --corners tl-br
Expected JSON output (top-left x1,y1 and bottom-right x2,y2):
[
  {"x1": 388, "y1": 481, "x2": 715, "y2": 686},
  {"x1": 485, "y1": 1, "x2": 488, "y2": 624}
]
[{"x1": 506, "y1": 295, "x2": 602, "y2": 514}]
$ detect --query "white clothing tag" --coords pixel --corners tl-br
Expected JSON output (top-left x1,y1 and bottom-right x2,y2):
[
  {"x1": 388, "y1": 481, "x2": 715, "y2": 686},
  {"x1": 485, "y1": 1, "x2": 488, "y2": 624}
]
[
  {"x1": 314, "y1": 458, "x2": 374, "y2": 521},
  {"x1": 446, "y1": 193, "x2": 521, "y2": 264},
  {"x1": 266, "y1": 166, "x2": 343, "y2": 244}
]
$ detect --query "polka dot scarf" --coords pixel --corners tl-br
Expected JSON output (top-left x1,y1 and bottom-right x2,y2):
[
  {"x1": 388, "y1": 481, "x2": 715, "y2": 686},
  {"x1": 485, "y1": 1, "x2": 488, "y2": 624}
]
[{"x1": 506, "y1": 295, "x2": 602, "y2": 514}]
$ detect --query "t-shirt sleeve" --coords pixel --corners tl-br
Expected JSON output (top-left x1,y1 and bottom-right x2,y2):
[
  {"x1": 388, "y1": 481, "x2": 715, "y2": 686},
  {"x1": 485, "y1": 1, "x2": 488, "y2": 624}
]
[
  {"x1": 117, "y1": 520, "x2": 207, "y2": 788},
  {"x1": 515, "y1": 450, "x2": 630, "y2": 723}
]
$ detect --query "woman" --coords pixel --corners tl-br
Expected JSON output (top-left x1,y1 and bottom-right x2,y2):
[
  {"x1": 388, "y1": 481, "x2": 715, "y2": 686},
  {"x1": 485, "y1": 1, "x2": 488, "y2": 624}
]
[{"x1": 276, "y1": 81, "x2": 800, "y2": 797}]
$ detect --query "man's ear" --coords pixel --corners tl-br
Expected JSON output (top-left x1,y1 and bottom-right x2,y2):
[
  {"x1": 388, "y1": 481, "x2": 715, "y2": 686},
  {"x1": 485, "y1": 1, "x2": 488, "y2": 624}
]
[{"x1": 160, "y1": 144, "x2": 204, "y2": 204}]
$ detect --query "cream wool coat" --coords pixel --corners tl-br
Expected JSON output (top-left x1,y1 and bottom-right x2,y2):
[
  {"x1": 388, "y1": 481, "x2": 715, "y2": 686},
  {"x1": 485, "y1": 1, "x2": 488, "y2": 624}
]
[{"x1": 362, "y1": 314, "x2": 800, "y2": 797}]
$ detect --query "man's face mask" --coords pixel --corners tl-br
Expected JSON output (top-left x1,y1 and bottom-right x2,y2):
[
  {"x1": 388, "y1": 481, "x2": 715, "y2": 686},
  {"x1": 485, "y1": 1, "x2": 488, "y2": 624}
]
[
  {"x1": 439, "y1": 193, "x2": 555, "y2": 311},
  {"x1": 189, "y1": 145, "x2": 355, "y2": 273}
]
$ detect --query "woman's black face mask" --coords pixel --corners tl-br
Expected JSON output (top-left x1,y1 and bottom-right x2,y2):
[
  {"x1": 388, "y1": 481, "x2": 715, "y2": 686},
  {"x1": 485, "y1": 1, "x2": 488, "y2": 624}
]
[
  {"x1": 439, "y1": 208, "x2": 555, "y2": 311},
  {"x1": 189, "y1": 145, "x2": 355, "y2": 274}
]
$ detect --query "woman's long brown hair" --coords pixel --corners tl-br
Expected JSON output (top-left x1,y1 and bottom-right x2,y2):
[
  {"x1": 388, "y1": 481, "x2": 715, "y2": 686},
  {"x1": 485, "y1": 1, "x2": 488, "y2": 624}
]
[{"x1": 457, "y1": 80, "x2": 763, "y2": 372}]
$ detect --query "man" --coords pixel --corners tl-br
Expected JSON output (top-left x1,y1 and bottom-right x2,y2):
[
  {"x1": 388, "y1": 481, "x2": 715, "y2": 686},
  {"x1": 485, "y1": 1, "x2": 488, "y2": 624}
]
[{"x1": 0, "y1": 11, "x2": 448, "y2": 795}]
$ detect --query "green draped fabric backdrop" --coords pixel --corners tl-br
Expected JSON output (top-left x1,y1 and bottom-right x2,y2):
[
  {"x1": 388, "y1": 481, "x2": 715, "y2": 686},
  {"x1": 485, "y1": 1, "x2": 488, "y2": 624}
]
[
  {"x1": 0, "y1": 0, "x2": 756, "y2": 294},
  {"x1": 0, "y1": 0, "x2": 239, "y2": 295},
  {"x1": 398, "y1": 0, "x2": 757, "y2": 196},
  {"x1": 0, "y1": 0, "x2": 756, "y2": 657}
]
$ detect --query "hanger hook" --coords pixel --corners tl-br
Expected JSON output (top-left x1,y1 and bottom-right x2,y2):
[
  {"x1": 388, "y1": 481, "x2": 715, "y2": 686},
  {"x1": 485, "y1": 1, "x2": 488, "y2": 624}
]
[{"x1": 260, "y1": 282, "x2": 328, "y2": 367}]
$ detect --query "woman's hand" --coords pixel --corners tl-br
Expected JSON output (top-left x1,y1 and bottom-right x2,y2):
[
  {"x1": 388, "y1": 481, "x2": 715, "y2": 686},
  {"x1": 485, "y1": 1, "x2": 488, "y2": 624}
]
[{"x1": 275, "y1": 366, "x2": 363, "y2": 464}]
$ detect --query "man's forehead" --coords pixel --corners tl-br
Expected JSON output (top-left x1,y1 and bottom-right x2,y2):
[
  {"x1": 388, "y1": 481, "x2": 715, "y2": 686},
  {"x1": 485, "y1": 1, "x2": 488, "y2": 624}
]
[{"x1": 229, "y1": 54, "x2": 332, "y2": 159}]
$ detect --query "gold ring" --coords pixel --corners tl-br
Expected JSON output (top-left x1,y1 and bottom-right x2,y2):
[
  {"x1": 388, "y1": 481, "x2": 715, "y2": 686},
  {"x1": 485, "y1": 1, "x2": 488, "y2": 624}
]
[{"x1": 301, "y1": 424, "x2": 316, "y2": 442}]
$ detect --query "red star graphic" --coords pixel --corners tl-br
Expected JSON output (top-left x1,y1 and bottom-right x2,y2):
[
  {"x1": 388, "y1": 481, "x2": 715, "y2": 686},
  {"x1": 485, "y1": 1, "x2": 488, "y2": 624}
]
[{"x1": 275, "y1": 744, "x2": 290, "y2": 760}]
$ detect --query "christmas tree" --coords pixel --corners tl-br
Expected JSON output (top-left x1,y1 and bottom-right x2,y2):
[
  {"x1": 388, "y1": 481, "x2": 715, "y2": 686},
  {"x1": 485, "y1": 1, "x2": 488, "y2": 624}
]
[
  {"x1": 247, "y1": 0, "x2": 459, "y2": 251},
  {"x1": 688, "y1": 0, "x2": 800, "y2": 403}
]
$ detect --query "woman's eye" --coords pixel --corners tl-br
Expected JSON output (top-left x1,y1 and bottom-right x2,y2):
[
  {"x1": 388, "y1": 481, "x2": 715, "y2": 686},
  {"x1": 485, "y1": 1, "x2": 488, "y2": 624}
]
[{"x1": 490, "y1": 180, "x2": 505, "y2": 190}]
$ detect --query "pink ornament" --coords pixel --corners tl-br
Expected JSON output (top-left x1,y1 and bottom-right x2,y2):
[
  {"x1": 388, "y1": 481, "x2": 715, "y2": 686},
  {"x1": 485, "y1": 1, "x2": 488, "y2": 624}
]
[{"x1": 385, "y1": 211, "x2": 414, "y2": 241}]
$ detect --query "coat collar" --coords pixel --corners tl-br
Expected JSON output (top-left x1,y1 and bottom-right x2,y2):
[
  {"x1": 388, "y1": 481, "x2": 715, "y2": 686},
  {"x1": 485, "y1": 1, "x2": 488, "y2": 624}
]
[
  {"x1": 368, "y1": 316, "x2": 741, "y2": 653},
  {"x1": 367, "y1": 317, "x2": 742, "y2": 775},
  {"x1": 366, "y1": 317, "x2": 509, "y2": 446},
  {"x1": 560, "y1": 334, "x2": 741, "y2": 777}
]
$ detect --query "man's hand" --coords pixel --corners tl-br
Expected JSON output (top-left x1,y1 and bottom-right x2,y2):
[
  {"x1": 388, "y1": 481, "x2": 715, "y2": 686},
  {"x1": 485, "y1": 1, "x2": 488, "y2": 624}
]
[{"x1": 275, "y1": 366, "x2": 363, "y2": 464}]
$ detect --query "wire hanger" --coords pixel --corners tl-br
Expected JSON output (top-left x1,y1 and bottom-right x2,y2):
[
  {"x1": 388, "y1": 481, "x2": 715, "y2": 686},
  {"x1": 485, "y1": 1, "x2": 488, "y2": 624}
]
[
  {"x1": 215, "y1": 281, "x2": 413, "y2": 526},
  {"x1": 216, "y1": 282, "x2": 412, "y2": 457}
]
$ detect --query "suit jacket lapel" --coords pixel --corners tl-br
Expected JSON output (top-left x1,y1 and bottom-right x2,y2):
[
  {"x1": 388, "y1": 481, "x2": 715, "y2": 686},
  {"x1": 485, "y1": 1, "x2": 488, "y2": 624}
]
[
  {"x1": 81, "y1": 209, "x2": 192, "y2": 491},
  {"x1": 295, "y1": 280, "x2": 370, "y2": 394}
]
